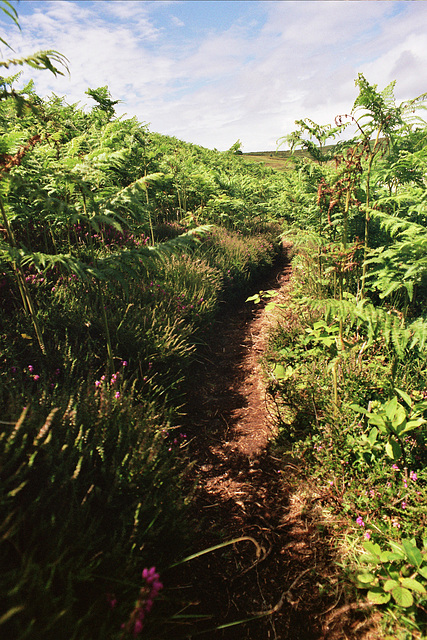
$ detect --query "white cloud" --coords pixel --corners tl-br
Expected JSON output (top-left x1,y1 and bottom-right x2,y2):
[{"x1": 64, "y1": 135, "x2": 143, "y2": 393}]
[
  {"x1": 4, "y1": 1, "x2": 427, "y2": 151},
  {"x1": 170, "y1": 15, "x2": 185, "y2": 28}
]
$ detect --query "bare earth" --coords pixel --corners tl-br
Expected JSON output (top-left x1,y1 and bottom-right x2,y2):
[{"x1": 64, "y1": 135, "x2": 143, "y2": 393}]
[{"x1": 172, "y1": 249, "x2": 379, "y2": 640}]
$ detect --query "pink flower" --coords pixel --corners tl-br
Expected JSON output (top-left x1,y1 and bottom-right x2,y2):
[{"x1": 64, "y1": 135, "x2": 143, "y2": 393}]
[
  {"x1": 365, "y1": 531, "x2": 371, "y2": 540},
  {"x1": 356, "y1": 516, "x2": 365, "y2": 527},
  {"x1": 114, "y1": 391, "x2": 120, "y2": 399},
  {"x1": 133, "y1": 618, "x2": 144, "y2": 636},
  {"x1": 106, "y1": 593, "x2": 117, "y2": 609},
  {"x1": 410, "y1": 471, "x2": 417, "y2": 482}
]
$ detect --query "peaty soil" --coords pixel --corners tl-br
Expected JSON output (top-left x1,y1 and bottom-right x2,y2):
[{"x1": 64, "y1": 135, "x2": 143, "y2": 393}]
[{"x1": 168, "y1": 246, "x2": 380, "y2": 640}]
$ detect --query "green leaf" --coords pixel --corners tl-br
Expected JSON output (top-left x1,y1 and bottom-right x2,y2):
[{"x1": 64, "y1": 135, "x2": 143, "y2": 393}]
[
  {"x1": 400, "y1": 578, "x2": 426, "y2": 594},
  {"x1": 418, "y1": 567, "x2": 427, "y2": 580},
  {"x1": 391, "y1": 586, "x2": 413, "y2": 608},
  {"x1": 395, "y1": 388, "x2": 412, "y2": 407},
  {"x1": 367, "y1": 414, "x2": 387, "y2": 430},
  {"x1": 357, "y1": 572, "x2": 376, "y2": 584},
  {"x1": 385, "y1": 396, "x2": 398, "y2": 420},
  {"x1": 402, "y1": 539, "x2": 423, "y2": 568},
  {"x1": 368, "y1": 427, "x2": 378, "y2": 444},
  {"x1": 350, "y1": 403, "x2": 370, "y2": 415},
  {"x1": 265, "y1": 301, "x2": 278, "y2": 311},
  {"x1": 403, "y1": 417, "x2": 426, "y2": 432},
  {"x1": 391, "y1": 403, "x2": 406, "y2": 431},
  {"x1": 367, "y1": 588, "x2": 390, "y2": 605},
  {"x1": 272, "y1": 364, "x2": 286, "y2": 380},
  {"x1": 384, "y1": 579, "x2": 399, "y2": 592},
  {"x1": 362, "y1": 541, "x2": 382, "y2": 562},
  {"x1": 388, "y1": 541, "x2": 405, "y2": 558},
  {"x1": 380, "y1": 551, "x2": 402, "y2": 563},
  {"x1": 385, "y1": 439, "x2": 402, "y2": 460}
]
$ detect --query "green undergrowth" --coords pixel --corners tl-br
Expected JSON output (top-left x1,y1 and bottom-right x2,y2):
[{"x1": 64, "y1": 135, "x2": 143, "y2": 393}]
[
  {"x1": 264, "y1": 249, "x2": 427, "y2": 638},
  {"x1": 0, "y1": 223, "x2": 280, "y2": 639}
]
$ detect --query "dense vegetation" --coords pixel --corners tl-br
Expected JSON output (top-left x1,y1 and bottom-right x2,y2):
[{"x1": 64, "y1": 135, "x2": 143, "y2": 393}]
[
  {"x1": 261, "y1": 74, "x2": 427, "y2": 638},
  {"x1": 0, "y1": 7, "x2": 285, "y2": 638},
  {"x1": 1, "y1": 2, "x2": 427, "y2": 638}
]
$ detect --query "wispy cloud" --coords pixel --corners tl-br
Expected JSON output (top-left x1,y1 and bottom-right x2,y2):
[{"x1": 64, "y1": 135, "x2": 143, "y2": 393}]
[{"x1": 3, "y1": 1, "x2": 427, "y2": 151}]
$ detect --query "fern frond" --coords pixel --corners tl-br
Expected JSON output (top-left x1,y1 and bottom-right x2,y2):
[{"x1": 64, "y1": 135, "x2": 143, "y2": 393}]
[{"x1": 0, "y1": 50, "x2": 69, "y2": 76}]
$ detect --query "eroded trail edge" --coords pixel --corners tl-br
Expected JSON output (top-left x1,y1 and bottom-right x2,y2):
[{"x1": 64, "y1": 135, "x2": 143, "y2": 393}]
[{"x1": 174, "y1": 250, "x2": 376, "y2": 640}]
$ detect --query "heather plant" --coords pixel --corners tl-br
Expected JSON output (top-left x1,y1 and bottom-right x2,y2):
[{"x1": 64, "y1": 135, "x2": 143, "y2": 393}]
[{"x1": 0, "y1": 386, "x2": 190, "y2": 640}]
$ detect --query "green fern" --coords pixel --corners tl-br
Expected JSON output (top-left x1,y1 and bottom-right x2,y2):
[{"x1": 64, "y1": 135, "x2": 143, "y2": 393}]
[
  {"x1": 0, "y1": 50, "x2": 69, "y2": 76},
  {"x1": 310, "y1": 295, "x2": 427, "y2": 360}
]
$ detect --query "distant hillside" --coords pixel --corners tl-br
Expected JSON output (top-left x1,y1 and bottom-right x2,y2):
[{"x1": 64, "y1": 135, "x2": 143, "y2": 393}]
[{"x1": 241, "y1": 144, "x2": 338, "y2": 170}]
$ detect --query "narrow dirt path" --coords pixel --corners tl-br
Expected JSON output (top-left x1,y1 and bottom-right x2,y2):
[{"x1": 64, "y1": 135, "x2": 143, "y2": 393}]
[{"x1": 171, "y1": 249, "x2": 378, "y2": 640}]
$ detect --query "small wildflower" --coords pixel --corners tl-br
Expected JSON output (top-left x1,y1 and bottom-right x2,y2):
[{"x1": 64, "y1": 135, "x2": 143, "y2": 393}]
[
  {"x1": 365, "y1": 531, "x2": 371, "y2": 540},
  {"x1": 392, "y1": 464, "x2": 399, "y2": 471},
  {"x1": 356, "y1": 516, "x2": 365, "y2": 527},
  {"x1": 106, "y1": 593, "x2": 117, "y2": 609},
  {"x1": 33, "y1": 374, "x2": 40, "y2": 381},
  {"x1": 28, "y1": 365, "x2": 34, "y2": 373},
  {"x1": 122, "y1": 360, "x2": 128, "y2": 367},
  {"x1": 402, "y1": 501, "x2": 407, "y2": 509},
  {"x1": 133, "y1": 618, "x2": 143, "y2": 636},
  {"x1": 410, "y1": 471, "x2": 417, "y2": 482},
  {"x1": 95, "y1": 380, "x2": 101, "y2": 387},
  {"x1": 115, "y1": 391, "x2": 120, "y2": 399}
]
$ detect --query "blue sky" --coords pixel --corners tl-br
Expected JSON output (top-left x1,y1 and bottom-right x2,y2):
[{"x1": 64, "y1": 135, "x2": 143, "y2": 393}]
[{"x1": 2, "y1": 1, "x2": 427, "y2": 151}]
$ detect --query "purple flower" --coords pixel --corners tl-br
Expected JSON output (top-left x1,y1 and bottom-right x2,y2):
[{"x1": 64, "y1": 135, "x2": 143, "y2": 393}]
[
  {"x1": 114, "y1": 391, "x2": 120, "y2": 399},
  {"x1": 410, "y1": 471, "x2": 417, "y2": 482},
  {"x1": 28, "y1": 365, "x2": 34, "y2": 373},
  {"x1": 356, "y1": 516, "x2": 365, "y2": 527}
]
